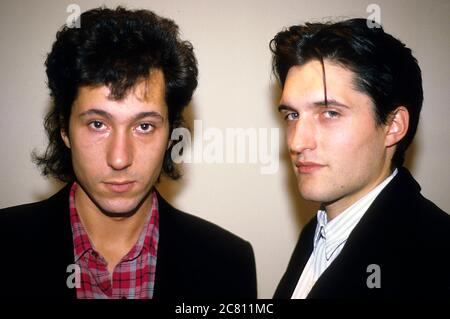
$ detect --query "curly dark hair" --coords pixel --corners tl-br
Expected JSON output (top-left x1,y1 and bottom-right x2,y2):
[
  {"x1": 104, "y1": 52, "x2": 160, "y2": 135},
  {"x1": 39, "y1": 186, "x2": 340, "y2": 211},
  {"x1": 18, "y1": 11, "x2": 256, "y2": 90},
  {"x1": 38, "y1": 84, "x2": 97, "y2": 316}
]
[
  {"x1": 33, "y1": 6, "x2": 198, "y2": 182},
  {"x1": 270, "y1": 18, "x2": 423, "y2": 168}
]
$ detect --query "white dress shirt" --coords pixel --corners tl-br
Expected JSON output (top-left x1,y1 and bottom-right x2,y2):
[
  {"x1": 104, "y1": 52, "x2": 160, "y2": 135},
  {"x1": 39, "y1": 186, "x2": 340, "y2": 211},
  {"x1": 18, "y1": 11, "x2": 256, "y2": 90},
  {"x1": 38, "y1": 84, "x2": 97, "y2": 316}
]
[{"x1": 291, "y1": 169, "x2": 398, "y2": 299}]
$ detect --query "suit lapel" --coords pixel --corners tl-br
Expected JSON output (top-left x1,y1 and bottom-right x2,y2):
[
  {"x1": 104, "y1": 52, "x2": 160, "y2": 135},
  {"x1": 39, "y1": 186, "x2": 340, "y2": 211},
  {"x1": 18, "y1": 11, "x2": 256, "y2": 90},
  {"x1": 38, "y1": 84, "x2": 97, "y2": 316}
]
[
  {"x1": 276, "y1": 168, "x2": 422, "y2": 298},
  {"x1": 30, "y1": 184, "x2": 77, "y2": 299},
  {"x1": 307, "y1": 168, "x2": 420, "y2": 298},
  {"x1": 50, "y1": 184, "x2": 78, "y2": 299}
]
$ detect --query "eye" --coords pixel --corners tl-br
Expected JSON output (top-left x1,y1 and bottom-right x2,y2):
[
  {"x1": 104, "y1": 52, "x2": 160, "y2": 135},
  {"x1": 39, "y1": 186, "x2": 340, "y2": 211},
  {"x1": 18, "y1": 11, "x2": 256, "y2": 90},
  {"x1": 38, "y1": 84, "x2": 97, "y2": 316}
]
[
  {"x1": 323, "y1": 110, "x2": 340, "y2": 119},
  {"x1": 89, "y1": 120, "x2": 107, "y2": 131},
  {"x1": 135, "y1": 123, "x2": 154, "y2": 133},
  {"x1": 284, "y1": 112, "x2": 299, "y2": 121}
]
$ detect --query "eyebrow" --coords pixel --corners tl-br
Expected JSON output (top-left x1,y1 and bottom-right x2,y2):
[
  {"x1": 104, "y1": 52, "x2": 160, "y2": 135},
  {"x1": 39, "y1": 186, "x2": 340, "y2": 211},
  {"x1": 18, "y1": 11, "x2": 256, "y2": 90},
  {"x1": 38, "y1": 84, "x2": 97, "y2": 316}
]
[
  {"x1": 278, "y1": 104, "x2": 297, "y2": 113},
  {"x1": 79, "y1": 109, "x2": 165, "y2": 122},
  {"x1": 278, "y1": 99, "x2": 349, "y2": 113},
  {"x1": 313, "y1": 99, "x2": 350, "y2": 109}
]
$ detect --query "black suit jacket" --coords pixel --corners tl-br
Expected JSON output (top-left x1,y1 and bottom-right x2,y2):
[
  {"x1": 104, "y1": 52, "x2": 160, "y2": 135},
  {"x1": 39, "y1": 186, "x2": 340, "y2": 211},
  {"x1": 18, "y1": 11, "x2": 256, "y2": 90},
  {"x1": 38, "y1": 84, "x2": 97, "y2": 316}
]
[
  {"x1": 0, "y1": 185, "x2": 257, "y2": 299},
  {"x1": 274, "y1": 167, "x2": 450, "y2": 299}
]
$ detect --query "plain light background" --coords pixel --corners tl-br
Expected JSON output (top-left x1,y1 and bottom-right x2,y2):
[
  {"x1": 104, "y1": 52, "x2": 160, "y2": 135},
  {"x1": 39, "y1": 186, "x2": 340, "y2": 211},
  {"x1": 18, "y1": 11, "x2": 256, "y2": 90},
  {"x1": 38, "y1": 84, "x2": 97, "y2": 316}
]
[{"x1": 0, "y1": 0, "x2": 449, "y2": 298}]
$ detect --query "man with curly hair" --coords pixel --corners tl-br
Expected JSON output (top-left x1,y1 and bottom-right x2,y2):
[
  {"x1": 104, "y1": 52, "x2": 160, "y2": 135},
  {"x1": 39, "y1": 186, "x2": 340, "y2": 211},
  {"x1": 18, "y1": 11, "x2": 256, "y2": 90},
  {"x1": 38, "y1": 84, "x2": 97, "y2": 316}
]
[{"x1": 0, "y1": 7, "x2": 256, "y2": 300}]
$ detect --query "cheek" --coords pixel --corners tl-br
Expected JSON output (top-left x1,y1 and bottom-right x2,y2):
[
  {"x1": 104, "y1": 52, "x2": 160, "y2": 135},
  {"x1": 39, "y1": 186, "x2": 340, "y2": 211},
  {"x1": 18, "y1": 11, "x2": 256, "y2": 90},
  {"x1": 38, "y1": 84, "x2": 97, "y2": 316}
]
[
  {"x1": 333, "y1": 126, "x2": 385, "y2": 173},
  {"x1": 321, "y1": 121, "x2": 372, "y2": 162},
  {"x1": 137, "y1": 134, "x2": 169, "y2": 164},
  {"x1": 70, "y1": 143, "x2": 105, "y2": 181},
  {"x1": 68, "y1": 130, "x2": 107, "y2": 172},
  {"x1": 72, "y1": 135, "x2": 105, "y2": 161},
  {"x1": 318, "y1": 124, "x2": 353, "y2": 156}
]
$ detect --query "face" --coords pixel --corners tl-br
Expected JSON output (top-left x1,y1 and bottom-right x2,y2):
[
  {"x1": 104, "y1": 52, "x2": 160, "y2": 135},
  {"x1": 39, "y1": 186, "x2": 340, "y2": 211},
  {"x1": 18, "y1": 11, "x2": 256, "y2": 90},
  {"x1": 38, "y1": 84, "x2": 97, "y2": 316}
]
[
  {"x1": 62, "y1": 70, "x2": 169, "y2": 216},
  {"x1": 279, "y1": 60, "x2": 394, "y2": 215}
]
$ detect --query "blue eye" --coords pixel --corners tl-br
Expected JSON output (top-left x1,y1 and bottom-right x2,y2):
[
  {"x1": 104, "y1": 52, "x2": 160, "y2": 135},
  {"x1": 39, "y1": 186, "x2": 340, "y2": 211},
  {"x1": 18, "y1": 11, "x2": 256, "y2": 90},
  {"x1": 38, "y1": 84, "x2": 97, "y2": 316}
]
[
  {"x1": 324, "y1": 110, "x2": 340, "y2": 118},
  {"x1": 284, "y1": 112, "x2": 299, "y2": 121}
]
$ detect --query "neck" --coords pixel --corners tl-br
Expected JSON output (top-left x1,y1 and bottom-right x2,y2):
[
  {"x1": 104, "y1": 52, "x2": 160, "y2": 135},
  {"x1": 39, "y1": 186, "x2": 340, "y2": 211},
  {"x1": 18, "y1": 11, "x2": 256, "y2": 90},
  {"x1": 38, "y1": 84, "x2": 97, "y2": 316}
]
[{"x1": 74, "y1": 186, "x2": 152, "y2": 272}]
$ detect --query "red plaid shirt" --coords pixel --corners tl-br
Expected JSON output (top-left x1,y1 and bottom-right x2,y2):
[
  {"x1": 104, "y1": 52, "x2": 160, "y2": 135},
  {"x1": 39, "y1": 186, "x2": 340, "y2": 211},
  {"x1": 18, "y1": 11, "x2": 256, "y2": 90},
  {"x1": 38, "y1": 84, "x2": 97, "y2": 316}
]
[{"x1": 69, "y1": 183, "x2": 159, "y2": 299}]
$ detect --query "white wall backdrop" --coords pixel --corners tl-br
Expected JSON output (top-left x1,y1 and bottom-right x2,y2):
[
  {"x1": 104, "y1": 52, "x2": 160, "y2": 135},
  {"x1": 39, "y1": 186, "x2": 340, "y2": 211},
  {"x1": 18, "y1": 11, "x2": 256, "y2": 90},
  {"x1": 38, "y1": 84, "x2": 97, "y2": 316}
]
[{"x1": 1, "y1": 0, "x2": 449, "y2": 298}]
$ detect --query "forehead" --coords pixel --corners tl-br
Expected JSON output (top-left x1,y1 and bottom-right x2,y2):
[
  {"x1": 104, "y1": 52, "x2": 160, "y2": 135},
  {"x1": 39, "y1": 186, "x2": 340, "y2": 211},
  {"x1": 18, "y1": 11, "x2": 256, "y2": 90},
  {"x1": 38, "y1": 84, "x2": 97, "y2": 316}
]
[
  {"x1": 73, "y1": 69, "x2": 167, "y2": 116},
  {"x1": 280, "y1": 60, "x2": 363, "y2": 106}
]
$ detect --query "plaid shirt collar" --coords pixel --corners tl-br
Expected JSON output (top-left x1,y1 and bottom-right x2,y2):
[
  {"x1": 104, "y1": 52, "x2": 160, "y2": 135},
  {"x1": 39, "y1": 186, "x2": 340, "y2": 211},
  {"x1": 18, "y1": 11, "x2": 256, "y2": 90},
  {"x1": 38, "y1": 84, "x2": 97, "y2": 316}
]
[{"x1": 69, "y1": 182, "x2": 158, "y2": 263}]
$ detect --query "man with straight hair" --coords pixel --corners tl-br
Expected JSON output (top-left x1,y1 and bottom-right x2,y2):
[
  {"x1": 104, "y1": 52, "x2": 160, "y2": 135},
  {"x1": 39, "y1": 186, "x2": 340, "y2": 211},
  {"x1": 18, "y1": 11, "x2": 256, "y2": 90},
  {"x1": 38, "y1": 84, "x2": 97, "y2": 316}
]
[{"x1": 271, "y1": 18, "x2": 450, "y2": 298}]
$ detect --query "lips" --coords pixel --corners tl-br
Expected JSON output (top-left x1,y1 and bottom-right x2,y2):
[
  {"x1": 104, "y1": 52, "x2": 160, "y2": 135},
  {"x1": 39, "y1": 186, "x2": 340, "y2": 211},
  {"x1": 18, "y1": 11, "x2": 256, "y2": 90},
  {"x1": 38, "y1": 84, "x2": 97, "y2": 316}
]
[
  {"x1": 295, "y1": 161, "x2": 326, "y2": 174},
  {"x1": 103, "y1": 181, "x2": 135, "y2": 193}
]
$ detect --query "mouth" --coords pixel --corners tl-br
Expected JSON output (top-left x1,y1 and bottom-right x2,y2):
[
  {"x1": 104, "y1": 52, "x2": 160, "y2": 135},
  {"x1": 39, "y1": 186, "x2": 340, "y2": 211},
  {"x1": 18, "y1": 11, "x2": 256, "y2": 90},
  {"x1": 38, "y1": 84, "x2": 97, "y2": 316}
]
[
  {"x1": 295, "y1": 161, "x2": 326, "y2": 174},
  {"x1": 103, "y1": 181, "x2": 136, "y2": 193}
]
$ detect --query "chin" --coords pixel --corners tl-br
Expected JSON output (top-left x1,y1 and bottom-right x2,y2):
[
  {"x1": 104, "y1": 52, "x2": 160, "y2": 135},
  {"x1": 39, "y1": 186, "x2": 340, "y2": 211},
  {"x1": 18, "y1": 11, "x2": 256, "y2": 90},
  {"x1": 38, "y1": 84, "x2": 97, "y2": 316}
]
[
  {"x1": 95, "y1": 198, "x2": 144, "y2": 217},
  {"x1": 298, "y1": 185, "x2": 326, "y2": 203},
  {"x1": 84, "y1": 185, "x2": 153, "y2": 217},
  {"x1": 300, "y1": 193, "x2": 321, "y2": 203}
]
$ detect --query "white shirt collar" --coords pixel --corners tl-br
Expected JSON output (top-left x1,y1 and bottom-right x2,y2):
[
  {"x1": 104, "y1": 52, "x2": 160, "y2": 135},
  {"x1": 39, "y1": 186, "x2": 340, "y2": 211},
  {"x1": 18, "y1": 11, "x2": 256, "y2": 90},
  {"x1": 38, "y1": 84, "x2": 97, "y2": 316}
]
[{"x1": 313, "y1": 168, "x2": 398, "y2": 260}]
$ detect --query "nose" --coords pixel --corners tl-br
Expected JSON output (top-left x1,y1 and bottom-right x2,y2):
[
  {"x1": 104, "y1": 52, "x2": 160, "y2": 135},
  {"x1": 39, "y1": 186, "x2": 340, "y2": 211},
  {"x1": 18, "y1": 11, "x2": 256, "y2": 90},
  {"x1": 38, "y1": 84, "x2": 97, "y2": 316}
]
[
  {"x1": 288, "y1": 117, "x2": 317, "y2": 155},
  {"x1": 106, "y1": 130, "x2": 133, "y2": 171}
]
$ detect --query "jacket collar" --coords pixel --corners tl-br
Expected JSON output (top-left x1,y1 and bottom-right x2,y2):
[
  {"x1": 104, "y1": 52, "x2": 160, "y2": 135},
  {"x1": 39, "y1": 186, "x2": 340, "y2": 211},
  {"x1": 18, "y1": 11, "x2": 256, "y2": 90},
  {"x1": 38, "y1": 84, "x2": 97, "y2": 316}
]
[{"x1": 277, "y1": 167, "x2": 421, "y2": 298}]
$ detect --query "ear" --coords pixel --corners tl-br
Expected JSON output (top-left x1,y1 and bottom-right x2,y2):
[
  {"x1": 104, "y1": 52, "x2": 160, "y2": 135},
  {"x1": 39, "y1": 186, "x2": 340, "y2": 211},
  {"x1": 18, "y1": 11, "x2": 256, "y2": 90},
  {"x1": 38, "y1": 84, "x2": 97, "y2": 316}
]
[
  {"x1": 60, "y1": 128, "x2": 71, "y2": 149},
  {"x1": 385, "y1": 106, "x2": 409, "y2": 147}
]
